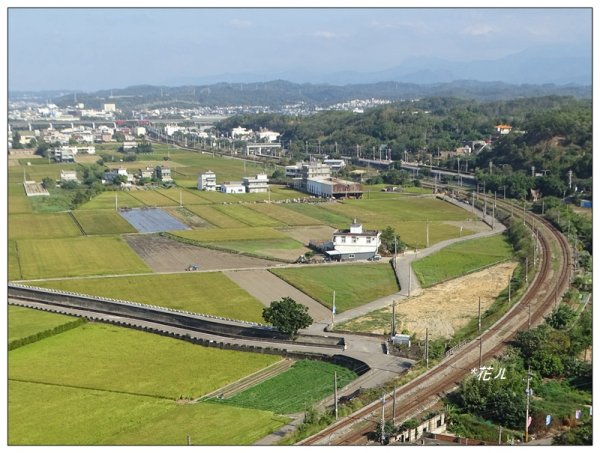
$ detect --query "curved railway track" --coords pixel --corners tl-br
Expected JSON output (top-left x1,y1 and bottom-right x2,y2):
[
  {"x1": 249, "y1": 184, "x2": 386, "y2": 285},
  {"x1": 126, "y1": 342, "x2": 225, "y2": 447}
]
[{"x1": 300, "y1": 194, "x2": 572, "y2": 445}]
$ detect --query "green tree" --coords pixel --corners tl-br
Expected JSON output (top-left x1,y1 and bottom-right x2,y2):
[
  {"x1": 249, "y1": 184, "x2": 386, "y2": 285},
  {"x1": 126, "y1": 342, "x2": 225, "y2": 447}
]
[
  {"x1": 553, "y1": 418, "x2": 592, "y2": 445},
  {"x1": 41, "y1": 177, "x2": 56, "y2": 189},
  {"x1": 546, "y1": 305, "x2": 576, "y2": 330},
  {"x1": 12, "y1": 131, "x2": 24, "y2": 149},
  {"x1": 262, "y1": 297, "x2": 313, "y2": 340},
  {"x1": 379, "y1": 226, "x2": 406, "y2": 255}
]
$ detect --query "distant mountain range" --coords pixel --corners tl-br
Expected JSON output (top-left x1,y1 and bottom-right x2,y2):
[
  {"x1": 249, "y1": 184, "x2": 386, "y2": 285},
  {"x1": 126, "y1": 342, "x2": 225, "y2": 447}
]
[
  {"x1": 10, "y1": 78, "x2": 591, "y2": 111},
  {"x1": 165, "y1": 45, "x2": 591, "y2": 87}
]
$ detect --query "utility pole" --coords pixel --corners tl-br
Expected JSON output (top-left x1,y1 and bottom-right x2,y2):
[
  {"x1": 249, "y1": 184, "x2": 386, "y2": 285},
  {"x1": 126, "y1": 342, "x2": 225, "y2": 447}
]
[
  {"x1": 392, "y1": 386, "x2": 397, "y2": 425},
  {"x1": 498, "y1": 426, "x2": 502, "y2": 445},
  {"x1": 523, "y1": 200, "x2": 526, "y2": 225},
  {"x1": 478, "y1": 297, "x2": 482, "y2": 332},
  {"x1": 179, "y1": 189, "x2": 182, "y2": 207},
  {"x1": 380, "y1": 394, "x2": 386, "y2": 445},
  {"x1": 391, "y1": 300, "x2": 396, "y2": 337},
  {"x1": 524, "y1": 365, "x2": 532, "y2": 443},
  {"x1": 471, "y1": 190, "x2": 475, "y2": 213},
  {"x1": 187, "y1": 434, "x2": 191, "y2": 446},
  {"x1": 525, "y1": 257, "x2": 529, "y2": 285},
  {"x1": 334, "y1": 371, "x2": 339, "y2": 420},
  {"x1": 425, "y1": 328, "x2": 429, "y2": 369},
  {"x1": 115, "y1": 192, "x2": 118, "y2": 211},
  {"x1": 426, "y1": 219, "x2": 430, "y2": 248},
  {"x1": 331, "y1": 290, "x2": 336, "y2": 328}
]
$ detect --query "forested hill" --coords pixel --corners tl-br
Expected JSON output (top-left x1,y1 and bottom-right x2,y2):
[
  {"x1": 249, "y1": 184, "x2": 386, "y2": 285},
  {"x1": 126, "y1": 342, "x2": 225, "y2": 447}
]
[
  {"x1": 216, "y1": 96, "x2": 591, "y2": 191},
  {"x1": 15, "y1": 79, "x2": 591, "y2": 110}
]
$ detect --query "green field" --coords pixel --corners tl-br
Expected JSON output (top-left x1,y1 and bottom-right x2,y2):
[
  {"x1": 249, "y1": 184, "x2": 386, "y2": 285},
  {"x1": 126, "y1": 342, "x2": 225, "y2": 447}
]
[
  {"x1": 71, "y1": 210, "x2": 137, "y2": 235},
  {"x1": 246, "y1": 203, "x2": 321, "y2": 226},
  {"x1": 213, "y1": 204, "x2": 286, "y2": 227},
  {"x1": 78, "y1": 191, "x2": 145, "y2": 210},
  {"x1": 8, "y1": 212, "x2": 81, "y2": 240},
  {"x1": 171, "y1": 226, "x2": 287, "y2": 242},
  {"x1": 8, "y1": 306, "x2": 78, "y2": 344},
  {"x1": 279, "y1": 203, "x2": 353, "y2": 227},
  {"x1": 15, "y1": 236, "x2": 151, "y2": 280},
  {"x1": 128, "y1": 189, "x2": 180, "y2": 206},
  {"x1": 35, "y1": 272, "x2": 266, "y2": 323},
  {"x1": 412, "y1": 234, "x2": 514, "y2": 287},
  {"x1": 211, "y1": 238, "x2": 306, "y2": 260},
  {"x1": 219, "y1": 360, "x2": 358, "y2": 414},
  {"x1": 8, "y1": 183, "x2": 32, "y2": 214},
  {"x1": 9, "y1": 322, "x2": 280, "y2": 399},
  {"x1": 184, "y1": 205, "x2": 248, "y2": 228},
  {"x1": 271, "y1": 264, "x2": 399, "y2": 313},
  {"x1": 8, "y1": 240, "x2": 21, "y2": 280},
  {"x1": 8, "y1": 322, "x2": 287, "y2": 445}
]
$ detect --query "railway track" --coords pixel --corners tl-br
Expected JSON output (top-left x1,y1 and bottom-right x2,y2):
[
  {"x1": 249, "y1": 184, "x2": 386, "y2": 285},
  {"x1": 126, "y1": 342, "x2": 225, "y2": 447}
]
[{"x1": 300, "y1": 193, "x2": 572, "y2": 445}]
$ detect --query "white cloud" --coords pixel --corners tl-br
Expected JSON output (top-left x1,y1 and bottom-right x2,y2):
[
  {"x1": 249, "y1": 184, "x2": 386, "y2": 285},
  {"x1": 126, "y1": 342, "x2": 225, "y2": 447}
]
[
  {"x1": 462, "y1": 24, "x2": 495, "y2": 36},
  {"x1": 313, "y1": 30, "x2": 337, "y2": 39},
  {"x1": 229, "y1": 18, "x2": 253, "y2": 29}
]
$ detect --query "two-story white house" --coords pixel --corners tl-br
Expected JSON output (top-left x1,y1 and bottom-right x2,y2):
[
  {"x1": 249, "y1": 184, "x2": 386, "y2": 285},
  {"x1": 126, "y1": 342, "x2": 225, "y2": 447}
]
[
  {"x1": 242, "y1": 173, "x2": 269, "y2": 193},
  {"x1": 198, "y1": 170, "x2": 217, "y2": 191},
  {"x1": 326, "y1": 220, "x2": 381, "y2": 261}
]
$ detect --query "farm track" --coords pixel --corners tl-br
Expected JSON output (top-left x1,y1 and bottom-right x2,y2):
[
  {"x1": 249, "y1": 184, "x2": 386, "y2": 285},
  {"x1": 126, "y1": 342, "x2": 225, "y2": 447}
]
[
  {"x1": 298, "y1": 193, "x2": 572, "y2": 445},
  {"x1": 196, "y1": 358, "x2": 294, "y2": 401}
]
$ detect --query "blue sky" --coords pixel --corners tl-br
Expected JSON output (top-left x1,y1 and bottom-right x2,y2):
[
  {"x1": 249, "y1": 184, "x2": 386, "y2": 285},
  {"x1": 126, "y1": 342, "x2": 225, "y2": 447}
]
[{"x1": 8, "y1": 7, "x2": 592, "y2": 91}]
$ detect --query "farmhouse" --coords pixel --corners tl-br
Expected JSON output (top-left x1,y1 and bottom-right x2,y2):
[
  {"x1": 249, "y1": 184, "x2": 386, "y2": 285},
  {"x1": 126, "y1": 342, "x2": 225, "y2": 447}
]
[
  {"x1": 155, "y1": 165, "x2": 172, "y2": 182},
  {"x1": 219, "y1": 182, "x2": 245, "y2": 194},
  {"x1": 60, "y1": 170, "x2": 78, "y2": 182},
  {"x1": 243, "y1": 173, "x2": 269, "y2": 193},
  {"x1": 198, "y1": 170, "x2": 217, "y2": 191},
  {"x1": 306, "y1": 177, "x2": 363, "y2": 199},
  {"x1": 326, "y1": 219, "x2": 381, "y2": 261},
  {"x1": 495, "y1": 124, "x2": 512, "y2": 135}
]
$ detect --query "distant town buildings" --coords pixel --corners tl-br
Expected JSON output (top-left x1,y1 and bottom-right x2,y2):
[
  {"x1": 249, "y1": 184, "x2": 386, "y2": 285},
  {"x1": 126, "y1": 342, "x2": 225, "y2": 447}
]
[{"x1": 495, "y1": 124, "x2": 512, "y2": 135}]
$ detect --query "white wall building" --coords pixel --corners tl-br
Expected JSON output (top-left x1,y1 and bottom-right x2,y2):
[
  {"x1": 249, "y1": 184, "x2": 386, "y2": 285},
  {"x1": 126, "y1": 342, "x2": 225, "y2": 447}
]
[
  {"x1": 232, "y1": 126, "x2": 253, "y2": 139},
  {"x1": 60, "y1": 170, "x2": 78, "y2": 182},
  {"x1": 258, "y1": 130, "x2": 281, "y2": 142},
  {"x1": 326, "y1": 220, "x2": 381, "y2": 261},
  {"x1": 198, "y1": 170, "x2": 217, "y2": 191},
  {"x1": 219, "y1": 182, "x2": 245, "y2": 194},
  {"x1": 242, "y1": 173, "x2": 269, "y2": 193},
  {"x1": 323, "y1": 159, "x2": 346, "y2": 172}
]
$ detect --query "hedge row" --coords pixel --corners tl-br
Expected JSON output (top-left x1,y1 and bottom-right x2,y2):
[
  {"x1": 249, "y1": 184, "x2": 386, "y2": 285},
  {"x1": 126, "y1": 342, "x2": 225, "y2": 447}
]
[{"x1": 9, "y1": 317, "x2": 87, "y2": 351}]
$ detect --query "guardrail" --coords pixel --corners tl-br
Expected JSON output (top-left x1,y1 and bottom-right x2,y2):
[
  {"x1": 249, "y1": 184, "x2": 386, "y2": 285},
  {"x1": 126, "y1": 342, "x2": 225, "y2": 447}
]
[{"x1": 8, "y1": 284, "x2": 345, "y2": 350}]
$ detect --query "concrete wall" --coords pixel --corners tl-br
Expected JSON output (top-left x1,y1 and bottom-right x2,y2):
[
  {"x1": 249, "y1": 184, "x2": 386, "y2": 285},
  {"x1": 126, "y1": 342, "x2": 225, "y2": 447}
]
[{"x1": 8, "y1": 284, "x2": 343, "y2": 349}]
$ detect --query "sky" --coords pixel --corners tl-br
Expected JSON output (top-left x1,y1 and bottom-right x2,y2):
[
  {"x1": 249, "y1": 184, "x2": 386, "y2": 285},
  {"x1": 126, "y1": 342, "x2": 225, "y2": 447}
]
[{"x1": 7, "y1": 6, "x2": 593, "y2": 91}]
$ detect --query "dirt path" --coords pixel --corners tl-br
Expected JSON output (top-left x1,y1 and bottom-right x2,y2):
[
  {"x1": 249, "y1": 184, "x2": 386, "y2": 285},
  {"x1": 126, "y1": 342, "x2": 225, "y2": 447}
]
[
  {"x1": 124, "y1": 234, "x2": 276, "y2": 272},
  {"x1": 224, "y1": 269, "x2": 332, "y2": 321}
]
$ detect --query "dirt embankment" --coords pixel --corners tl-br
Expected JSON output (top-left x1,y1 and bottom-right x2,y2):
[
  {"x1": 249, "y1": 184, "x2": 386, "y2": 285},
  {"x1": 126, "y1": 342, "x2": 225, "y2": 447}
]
[{"x1": 341, "y1": 261, "x2": 518, "y2": 340}]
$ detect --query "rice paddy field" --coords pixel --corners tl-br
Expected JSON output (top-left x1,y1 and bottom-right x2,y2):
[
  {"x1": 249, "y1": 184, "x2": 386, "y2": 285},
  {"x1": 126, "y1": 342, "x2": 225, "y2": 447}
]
[
  {"x1": 8, "y1": 212, "x2": 82, "y2": 240},
  {"x1": 8, "y1": 305, "x2": 79, "y2": 343},
  {"x1": 7, "y1": 143, "x2": 496, "y2": 445},
  {"x1": 8, "y1": 319, "x2": 287, "y2": 445},
  {"x1": 218, "y1": 360, "x2": 358, "y2": 414},
  {"x1": 271, "y1": 263, "x2": 399, "y2": 313},
  {"x1": 34, "y1": 272, "x2": 267, "y2": 323},
  {"x1": 15, "y1": 236, "x2": 151, "y2": 280},
  {"x1": 71, "y1": 210, "x2": 137, "y2": 235}
]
